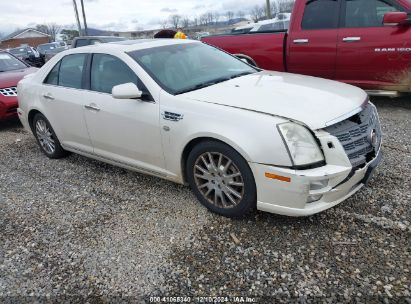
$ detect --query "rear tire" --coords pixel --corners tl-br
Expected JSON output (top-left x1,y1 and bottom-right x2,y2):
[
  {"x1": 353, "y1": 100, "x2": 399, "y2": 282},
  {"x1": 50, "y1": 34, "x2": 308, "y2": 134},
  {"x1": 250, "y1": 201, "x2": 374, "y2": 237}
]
[
  {"x1": 186, "y1": 141, "x2": 256, "y2": 218},
  {"x1": 32, "y1": 113, "x2": 69, "y2": 159}
]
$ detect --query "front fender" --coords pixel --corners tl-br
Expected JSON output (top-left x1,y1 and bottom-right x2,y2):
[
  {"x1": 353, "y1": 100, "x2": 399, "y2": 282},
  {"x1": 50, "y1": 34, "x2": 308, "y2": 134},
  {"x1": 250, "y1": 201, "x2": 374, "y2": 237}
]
[{"x1": 160, "y1": 93, "x2": 293, "y2": 181}]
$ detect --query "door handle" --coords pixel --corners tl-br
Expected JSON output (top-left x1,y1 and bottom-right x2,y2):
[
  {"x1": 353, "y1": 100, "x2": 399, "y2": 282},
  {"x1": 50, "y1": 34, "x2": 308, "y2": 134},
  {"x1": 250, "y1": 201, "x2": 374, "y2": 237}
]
[
  {"x1": 293, "y1": 39, "x2": 309, "y2": 44},
  {"x1": 343, "y1": 37, "x2": 361, "y2": 42},
  {"x1": 84, "y1": 104, "x2": 101, "y2": 112},
  {"x1": 43, "y1": 93, "x2": 55, "y2": 101}
]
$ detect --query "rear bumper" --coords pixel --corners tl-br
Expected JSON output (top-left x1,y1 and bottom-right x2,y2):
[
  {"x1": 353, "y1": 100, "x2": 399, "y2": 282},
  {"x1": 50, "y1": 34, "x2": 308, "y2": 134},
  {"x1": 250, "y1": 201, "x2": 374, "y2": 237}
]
[{"x1": 251, "y1": 150, "x2": 382, "y2": 217}]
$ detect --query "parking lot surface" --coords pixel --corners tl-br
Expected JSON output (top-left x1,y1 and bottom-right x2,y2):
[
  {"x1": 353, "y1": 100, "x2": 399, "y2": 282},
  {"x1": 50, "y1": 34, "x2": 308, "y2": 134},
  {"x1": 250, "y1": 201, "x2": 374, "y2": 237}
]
[{"x1": 0, "y1": 97, "x2": 410, "y2": 302}]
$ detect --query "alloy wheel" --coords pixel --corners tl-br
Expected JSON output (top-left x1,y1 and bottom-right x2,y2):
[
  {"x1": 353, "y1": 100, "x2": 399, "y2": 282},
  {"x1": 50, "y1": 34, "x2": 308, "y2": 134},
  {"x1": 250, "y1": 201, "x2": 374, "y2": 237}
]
[
  {"x1": 193, "y1": 152, "x2": 245, "y2": 208},
  {"x1": 35, "y1": 119, "x2": 56, "y2": 154}
]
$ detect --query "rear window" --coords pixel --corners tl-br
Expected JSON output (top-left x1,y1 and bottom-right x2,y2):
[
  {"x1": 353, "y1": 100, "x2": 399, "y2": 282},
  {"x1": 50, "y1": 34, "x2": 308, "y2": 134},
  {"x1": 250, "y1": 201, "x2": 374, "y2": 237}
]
[{"x1": 302, "y1": 0, "x2": 339, "y2": 29}]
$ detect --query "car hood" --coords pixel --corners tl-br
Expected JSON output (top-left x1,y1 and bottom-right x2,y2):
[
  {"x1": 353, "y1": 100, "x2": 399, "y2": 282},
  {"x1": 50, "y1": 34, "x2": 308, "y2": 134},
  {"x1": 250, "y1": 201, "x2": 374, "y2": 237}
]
[
  {"x1": 182, "y1": 71, "x2": 368, "y2": 130},
  {"x1": 0, "y1": 67, "x2": 38, "y2": 88}
]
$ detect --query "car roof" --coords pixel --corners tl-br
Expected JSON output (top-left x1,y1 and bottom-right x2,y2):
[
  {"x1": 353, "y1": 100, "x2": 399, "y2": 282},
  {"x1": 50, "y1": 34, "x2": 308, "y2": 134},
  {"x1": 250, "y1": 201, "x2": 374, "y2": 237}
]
[{"x1": 67, "y1": 38, "x2": 200, "y2": 54}]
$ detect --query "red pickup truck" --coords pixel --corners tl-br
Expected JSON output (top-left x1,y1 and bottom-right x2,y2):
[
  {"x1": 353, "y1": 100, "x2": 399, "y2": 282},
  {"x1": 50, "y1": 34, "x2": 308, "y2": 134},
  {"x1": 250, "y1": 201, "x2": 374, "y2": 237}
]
[{"x1": 202, "y1": 0, "x2": 411, "y2": 96}]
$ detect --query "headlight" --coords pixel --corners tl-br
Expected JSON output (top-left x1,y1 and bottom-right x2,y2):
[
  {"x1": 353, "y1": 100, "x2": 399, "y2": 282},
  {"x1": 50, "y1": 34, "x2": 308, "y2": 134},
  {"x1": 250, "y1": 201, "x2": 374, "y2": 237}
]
[{"x1": 278, "y1": 122, "x2": 324, "y2": 167}]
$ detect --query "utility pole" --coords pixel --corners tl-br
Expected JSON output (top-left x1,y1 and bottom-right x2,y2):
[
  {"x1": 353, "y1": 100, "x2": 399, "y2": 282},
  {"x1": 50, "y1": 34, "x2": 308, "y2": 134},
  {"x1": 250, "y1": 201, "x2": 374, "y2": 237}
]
[
  {"x1": 72, "y1": 0, "x2": 83, "y2": 36},
  {"x1": 80, "y1": 0, "x2": 88, "y2": 36},
  {"x1": 266, "y1": 0, "x2": 272, "y2": 19}
]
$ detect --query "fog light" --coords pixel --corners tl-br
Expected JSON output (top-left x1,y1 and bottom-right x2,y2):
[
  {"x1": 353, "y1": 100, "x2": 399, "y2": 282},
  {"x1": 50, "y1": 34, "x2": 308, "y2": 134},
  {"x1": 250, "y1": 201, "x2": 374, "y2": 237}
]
[
  {"x1": 307, "y1": 194, "x2": 323, "y2": 203},
  {"x1": 310, "y1": 179, "x2": 328, "y2": 191}
]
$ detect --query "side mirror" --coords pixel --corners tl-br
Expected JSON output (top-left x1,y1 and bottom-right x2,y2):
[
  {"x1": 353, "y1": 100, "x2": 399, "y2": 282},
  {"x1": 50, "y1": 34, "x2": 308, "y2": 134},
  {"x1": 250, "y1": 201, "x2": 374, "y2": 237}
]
[
  {"x1": 383, "y1": 12, "x2": 408, "y2": 26},
  {"x1": 112, "y1": 83, "x2": 143, "y2": 99}
]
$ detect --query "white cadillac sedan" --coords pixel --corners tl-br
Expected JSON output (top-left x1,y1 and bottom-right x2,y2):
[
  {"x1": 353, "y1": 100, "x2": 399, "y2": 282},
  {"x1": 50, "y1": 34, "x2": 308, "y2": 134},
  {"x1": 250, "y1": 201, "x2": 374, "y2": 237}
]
[{"x1": 17, "y1": 39, "x2": 382, "y2": 217}]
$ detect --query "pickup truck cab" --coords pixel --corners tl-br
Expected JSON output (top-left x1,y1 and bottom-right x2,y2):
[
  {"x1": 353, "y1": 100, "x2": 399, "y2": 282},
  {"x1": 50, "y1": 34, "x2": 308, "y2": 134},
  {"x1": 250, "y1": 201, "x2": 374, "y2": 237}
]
[{"x1": 203, "y1": 0, "x2": 411, "y2": 96}]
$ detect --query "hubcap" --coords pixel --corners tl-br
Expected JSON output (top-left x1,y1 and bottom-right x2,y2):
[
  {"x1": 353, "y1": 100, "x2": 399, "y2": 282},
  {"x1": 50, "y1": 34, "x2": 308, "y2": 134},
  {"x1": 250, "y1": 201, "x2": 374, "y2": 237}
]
[
  {"x1": 35, "y1": 119, "x2": 55, "y2": 154},
  {"x1": 194, "y1": 152, "x2": 244, "y2": 208}
]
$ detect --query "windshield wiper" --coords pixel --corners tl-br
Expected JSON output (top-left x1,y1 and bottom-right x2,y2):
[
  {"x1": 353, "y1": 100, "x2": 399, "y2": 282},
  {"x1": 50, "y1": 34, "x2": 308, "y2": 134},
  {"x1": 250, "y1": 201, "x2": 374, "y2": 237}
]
[{"x1": 175, "y1": 76, "x2": 231, "y2": 94}]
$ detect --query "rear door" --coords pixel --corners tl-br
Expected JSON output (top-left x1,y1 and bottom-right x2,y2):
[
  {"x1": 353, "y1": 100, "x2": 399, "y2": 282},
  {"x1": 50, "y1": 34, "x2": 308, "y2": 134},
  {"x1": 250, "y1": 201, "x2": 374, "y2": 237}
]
[
  {"x1": 336, "y1": 0, "x2": 411, "y2": 91},
  {"x1": 41, "y1": 53, "x2": 93, "y2": 153},
  {"x1": 287, "y1": 0, "x2": 341, "y2": 79}
]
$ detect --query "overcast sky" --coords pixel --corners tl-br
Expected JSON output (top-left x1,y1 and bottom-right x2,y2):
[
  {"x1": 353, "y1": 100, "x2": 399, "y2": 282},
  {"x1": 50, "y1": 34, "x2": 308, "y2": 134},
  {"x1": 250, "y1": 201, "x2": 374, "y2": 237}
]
[{"x1": 0, "y1": 0, "x2": 265, "y2": 35}]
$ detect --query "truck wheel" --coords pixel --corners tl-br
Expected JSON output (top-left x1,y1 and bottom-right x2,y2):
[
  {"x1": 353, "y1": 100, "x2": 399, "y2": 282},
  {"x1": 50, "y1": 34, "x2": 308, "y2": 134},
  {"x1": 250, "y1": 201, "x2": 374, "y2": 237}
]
[
  {"x1": 32, "y1": 113, "x2": 69, "y2": 159},
  {"x1": 186, "y1": 141, "x2": 256, "y2": 218}
]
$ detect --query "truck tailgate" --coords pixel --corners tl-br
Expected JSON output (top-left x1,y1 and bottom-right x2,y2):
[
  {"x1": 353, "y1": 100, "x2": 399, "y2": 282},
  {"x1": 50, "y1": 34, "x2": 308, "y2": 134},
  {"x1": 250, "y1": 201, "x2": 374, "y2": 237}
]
[{"x1": 202, "y1": 32, "x2": 287, "y2": 71}]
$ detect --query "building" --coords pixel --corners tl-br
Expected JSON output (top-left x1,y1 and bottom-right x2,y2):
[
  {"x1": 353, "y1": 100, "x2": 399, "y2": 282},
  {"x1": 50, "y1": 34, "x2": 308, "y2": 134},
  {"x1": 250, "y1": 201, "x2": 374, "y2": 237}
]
[{"x1": 0, "y1": 28, "x2": 50, "y2": 49}]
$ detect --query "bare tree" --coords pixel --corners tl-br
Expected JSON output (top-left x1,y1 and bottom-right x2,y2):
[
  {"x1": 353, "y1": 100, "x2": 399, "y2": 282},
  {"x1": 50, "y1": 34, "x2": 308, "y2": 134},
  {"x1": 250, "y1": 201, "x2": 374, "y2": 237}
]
[
  {"x1": 36, "y1": 23, "x2": 62, "y2": 42},
  {"x1": 206, "y1": 11, "x2": 215, "y2": 25},
  {"x1": 250, "y1": 5, "x2": 265, "y2": 22},
  {"x1": 214, "y1": 12, "x2": 221, "y2": 24},
  {"x1": 237, "y1": 10, "x2": 245, "y2": 19},
  {"x1": 182, "y1": 16, "x2": 190, "y2": 29},
  {"x1": 160, "y1": 19, "x2": 169, "y2": 29},
  {"x1": 272, "y1": 0, "x2": 295, "y2": 14},
  {"x1": 169, "y1": 14, "x2": 182, "y2": 29},
  {"x1": 226, "y1": 11, "x2": 234, "y2": 23},
  {"x1": 191, "y1": 17, "x2": 199, "y2": 27},
  {"x1": 200, "y1": 14, "x2": 208, "y2": 26}
]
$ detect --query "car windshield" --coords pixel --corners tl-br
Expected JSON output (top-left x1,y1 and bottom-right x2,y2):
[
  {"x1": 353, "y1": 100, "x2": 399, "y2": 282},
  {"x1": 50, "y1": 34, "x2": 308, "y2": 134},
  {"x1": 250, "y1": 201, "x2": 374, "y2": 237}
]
[
  {"x1": 0, "y1": 52, "x2": 27, "y2": 72},
  {"x1": 128, "y1": 43, "x2": 258, "y2": 95}
]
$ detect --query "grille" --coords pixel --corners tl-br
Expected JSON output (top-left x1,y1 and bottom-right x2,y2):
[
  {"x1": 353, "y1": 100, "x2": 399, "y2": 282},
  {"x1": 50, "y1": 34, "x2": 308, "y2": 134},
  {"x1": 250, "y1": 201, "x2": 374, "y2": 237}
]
[
  {"x1": 324, "y1": 103, "x2": 382, "y2": 167},
  {"x1": 0, "y1": 87, "x2": 17, "y2": 97}
]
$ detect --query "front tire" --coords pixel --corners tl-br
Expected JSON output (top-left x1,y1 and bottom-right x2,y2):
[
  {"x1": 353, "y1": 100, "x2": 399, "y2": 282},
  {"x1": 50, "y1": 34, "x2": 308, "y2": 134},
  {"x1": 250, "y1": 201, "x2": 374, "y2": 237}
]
[
  {"x1": 186, "y1": 141, "x2": 256, "y2": 218},
  {"x1": 32, "y1": 113, "x2": 69, "y2": 159}
]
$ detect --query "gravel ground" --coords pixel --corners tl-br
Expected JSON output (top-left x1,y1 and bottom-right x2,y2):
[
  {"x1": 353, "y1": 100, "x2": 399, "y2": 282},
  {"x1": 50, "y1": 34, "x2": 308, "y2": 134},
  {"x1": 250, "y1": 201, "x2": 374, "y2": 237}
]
[{"x1": 0, "y1": 97, "x2": 410, "y2": 303}]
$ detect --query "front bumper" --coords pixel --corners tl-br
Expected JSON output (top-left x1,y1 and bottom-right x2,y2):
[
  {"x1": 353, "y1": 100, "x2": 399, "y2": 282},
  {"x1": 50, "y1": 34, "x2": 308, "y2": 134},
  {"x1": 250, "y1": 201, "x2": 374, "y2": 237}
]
[
  {"x1": 0, "y1": 96, "x2": 18, "y2": 120},
  {"x1": 250, "y1": 150, "x2": 382, "y2": 217}
]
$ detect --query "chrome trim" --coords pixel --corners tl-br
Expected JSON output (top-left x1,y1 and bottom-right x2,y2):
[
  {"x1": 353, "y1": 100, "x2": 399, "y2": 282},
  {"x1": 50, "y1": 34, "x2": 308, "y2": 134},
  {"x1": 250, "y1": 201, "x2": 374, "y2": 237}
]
[
  {"x1": 342, "y1": 37, "x2": 361, "y2": 42},
  {"x1": 366, "y1": 90, "x2": 399, "y2": 97},
  {"x1": 293, "y1": 39, "x2": 309, "y2": 44}
]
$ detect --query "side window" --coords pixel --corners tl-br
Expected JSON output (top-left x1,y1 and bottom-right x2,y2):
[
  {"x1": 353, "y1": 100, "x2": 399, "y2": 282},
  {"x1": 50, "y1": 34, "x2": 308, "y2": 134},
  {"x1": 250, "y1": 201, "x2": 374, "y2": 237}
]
[
  {"x1": 90, "y1": 54, "x2": 140, "y2": 94},
  {"x1": 302, "y1": 0, "x2": 339, "y2": 30},
  {"x1": 44, "y1": 61, "x2": 61, "y2": 85},
  {"x1": 75, "y1": 39, "x2": 89, "y2": 47},
  {"x1": 345, "y1": 0, "x2": 399, "y2": 28},
  {"x1": 58, "y1": 54, "x2": 86, "y2": 89}
]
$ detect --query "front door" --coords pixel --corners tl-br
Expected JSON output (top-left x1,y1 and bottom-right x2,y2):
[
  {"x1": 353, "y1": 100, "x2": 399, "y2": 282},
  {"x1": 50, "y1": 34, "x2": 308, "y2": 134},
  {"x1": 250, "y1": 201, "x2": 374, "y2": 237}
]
[
  {"x1": 336, "y1": 0, "x2": 411, "y2": 91},
  {"x1": 82, "y1": 53, "x2": 166, "y2": 174},
  {"x1": 287, "y1": 0, "x2": 340, "y2": 79}
]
